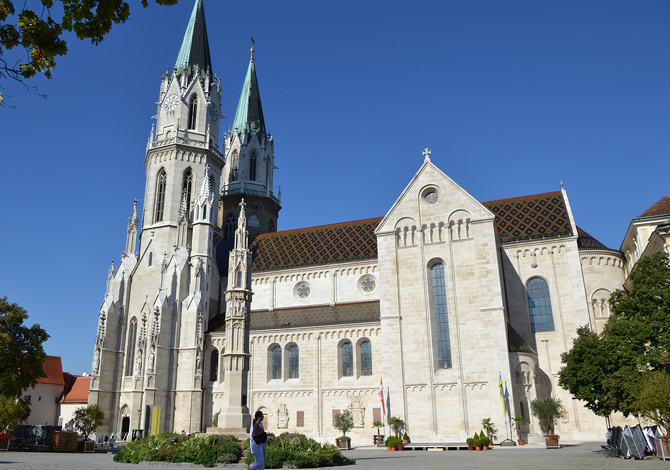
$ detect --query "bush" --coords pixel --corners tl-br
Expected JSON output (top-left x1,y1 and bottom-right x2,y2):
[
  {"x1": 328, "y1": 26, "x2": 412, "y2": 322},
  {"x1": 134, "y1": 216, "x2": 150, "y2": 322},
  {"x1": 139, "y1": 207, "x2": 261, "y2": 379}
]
[
  {"x1": 531, "y1": 396, "x2": 562, "y2": 434},
  {"x1": 245, "y1": 433, "x2": 353, "y2": 468},
  {"x1": 481, "y1": 435, "x2": 491, "y2": 447},
  {"x1": 385, "y1": 435, "x2": 402, "y2": 447}
]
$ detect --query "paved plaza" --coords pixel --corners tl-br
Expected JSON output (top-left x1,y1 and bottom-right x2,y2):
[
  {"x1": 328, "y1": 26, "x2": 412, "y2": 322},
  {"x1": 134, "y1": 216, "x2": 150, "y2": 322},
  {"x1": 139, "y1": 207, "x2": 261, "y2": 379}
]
[{"x1": 0, "y1": 442, "x2": 668, "y2": 470}]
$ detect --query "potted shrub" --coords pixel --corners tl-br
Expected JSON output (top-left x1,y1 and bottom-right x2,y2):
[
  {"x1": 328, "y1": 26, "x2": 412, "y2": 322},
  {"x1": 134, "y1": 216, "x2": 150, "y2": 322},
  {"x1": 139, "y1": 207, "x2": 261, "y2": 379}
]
[
  {"x1": 513, "y1": 416, "x2": 529, "y2": 445},
  {"x1": 657, "y1": 433, "x2": 670, "y2": 460},
  {"x1": 473, "y1": 434, "x2": 481, "y2": 451},
  {"x1": 481, "y1": 418, "x2": 497, "y2": 445},
  {"x1": 481, "y1": 434, "x2": 491, "y2": 450},
  {"x1": 530, "y1": 396, "x2": 562, "y2": 449},
  {"x1": 372, "y1": 420, "x2": 385, "y2": 445},
  {"x1": 402, "y1": 432, "x2": 409, "y2": 444},
  {"x1": 385, "y1": 435, "x2": 402, "y2": 451},
  {"x1": 334, "y1": 409, "x2": 354, "y2": 449},
  {"x1": 466, "y1": 437, "x2": 474, "y2": 451}
]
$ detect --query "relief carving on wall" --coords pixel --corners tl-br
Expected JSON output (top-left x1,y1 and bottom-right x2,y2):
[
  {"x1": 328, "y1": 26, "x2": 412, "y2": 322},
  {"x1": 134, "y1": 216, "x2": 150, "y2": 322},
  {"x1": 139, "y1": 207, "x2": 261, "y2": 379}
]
[
  {"x1": 277, "y1": 403, "x2": 289, "y2": 429},
  {"x1": 348, "y1": 398, "x2": 365, "y2": 428}
]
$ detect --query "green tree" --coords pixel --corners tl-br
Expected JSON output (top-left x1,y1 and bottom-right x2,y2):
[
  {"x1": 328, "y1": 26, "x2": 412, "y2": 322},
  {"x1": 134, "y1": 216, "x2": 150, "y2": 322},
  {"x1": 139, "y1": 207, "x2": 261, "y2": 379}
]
[
  {"x1": 0, "y1": 395, "x2": 30, "y2": 429},
  {"x1": 530, "y1": 396, "x2": 562, "y2": 434},
  {"x1": 635, "y1": 370, "x2": 670, "y2": 433},
  {"x1": 481, "y1": 418, "x2": 497, "y2": 442},
  {"x1": 333, "y1": 409, "x2": 353, "y2": 438},
  {"x1": 0, "y1": 0, "x2": 178, "y2": 105},
  {"x1": 73, "y1": 404, "x2": 105, "y2": 441},
  {"x1": 0, "y1": 297, "x2": 49, "y2": 399},
  {"x1": 559, "y1": 252, "x2": 670, "y2": 421},
  {"x1": 388, "y1": 416, "x2": 404, "y2": 437}
]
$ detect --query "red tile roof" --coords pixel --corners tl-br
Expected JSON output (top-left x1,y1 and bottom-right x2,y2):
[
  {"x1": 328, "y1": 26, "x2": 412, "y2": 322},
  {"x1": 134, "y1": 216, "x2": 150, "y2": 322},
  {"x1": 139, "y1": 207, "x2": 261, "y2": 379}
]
[
  {"x1": 60, "y1": 373, "x2": 90, "y2": 403},
  {"x1": 36, "y1": 356, "x2": 65, "y2": 386},
  {"x1": 638, "y1": 196, "x2": 670, "y2": 218}
]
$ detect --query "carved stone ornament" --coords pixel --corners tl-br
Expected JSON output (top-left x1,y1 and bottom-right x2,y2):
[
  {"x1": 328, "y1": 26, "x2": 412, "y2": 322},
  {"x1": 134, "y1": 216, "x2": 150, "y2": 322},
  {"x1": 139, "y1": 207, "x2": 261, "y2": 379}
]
[
  {"x1": 196, "y1": 312, "x2": 204, "y2": 347},
  {"x1": 150, "y1": 308, "x2": 160, "y2": 346},
  {"x1": 92, "y1": 350, "x2": 100, "y2": 373},
  {"x1": 277, "y1": 403, "x2": 289, "y2": 429},
  {"x1": 348, "y1": 398, "x2": 365, "y2": 428},
  {"x1": 134, "y1": 353, "x2": 142, "y2": 376},
  {"x1": 148, "y1": 348, "x2": 155, "y2": 374}
]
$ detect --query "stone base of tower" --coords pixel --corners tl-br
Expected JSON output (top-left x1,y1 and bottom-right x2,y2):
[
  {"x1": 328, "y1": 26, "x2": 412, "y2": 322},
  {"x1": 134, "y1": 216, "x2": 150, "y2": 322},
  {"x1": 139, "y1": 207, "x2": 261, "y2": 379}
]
[{"x1": 215, "y1": 408, "x2": 251, "y2": 435}]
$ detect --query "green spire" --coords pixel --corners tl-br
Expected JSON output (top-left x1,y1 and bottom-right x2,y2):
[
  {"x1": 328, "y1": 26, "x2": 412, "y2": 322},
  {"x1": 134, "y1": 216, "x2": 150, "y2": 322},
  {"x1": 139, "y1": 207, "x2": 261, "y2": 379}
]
[
  {"x1": 174, "y1": 0, "x2": 212, "y2": 81},
  {"x1": 232, "y1": 48, "x2": 266, "y2": 138}
]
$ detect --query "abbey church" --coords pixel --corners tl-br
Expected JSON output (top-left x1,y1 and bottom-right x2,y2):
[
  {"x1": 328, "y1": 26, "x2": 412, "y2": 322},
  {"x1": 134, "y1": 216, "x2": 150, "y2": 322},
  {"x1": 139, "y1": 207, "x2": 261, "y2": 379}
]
[{"x1": 89, "y1": 0, "x2": 670, "y2": 444}]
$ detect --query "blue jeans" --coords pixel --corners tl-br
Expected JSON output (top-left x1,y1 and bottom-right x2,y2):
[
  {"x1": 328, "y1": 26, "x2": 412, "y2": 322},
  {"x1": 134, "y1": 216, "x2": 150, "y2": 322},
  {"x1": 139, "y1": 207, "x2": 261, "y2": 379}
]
[{"x1": 250, "y1": 443, "x2": 265, "y2": 470}]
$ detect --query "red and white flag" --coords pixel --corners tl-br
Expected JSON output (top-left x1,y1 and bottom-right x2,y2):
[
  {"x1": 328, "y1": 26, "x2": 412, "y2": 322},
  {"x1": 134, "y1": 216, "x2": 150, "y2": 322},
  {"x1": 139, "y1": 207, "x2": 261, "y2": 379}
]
[{"x1": 379, "y1": 378, "x2": 386, "y2": 417}]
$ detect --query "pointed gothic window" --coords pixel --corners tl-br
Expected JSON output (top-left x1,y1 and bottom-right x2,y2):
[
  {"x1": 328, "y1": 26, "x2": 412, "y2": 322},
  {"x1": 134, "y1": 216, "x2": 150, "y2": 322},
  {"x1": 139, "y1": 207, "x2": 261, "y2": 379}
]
[
  {"x1": 341, "y1": 341, "x2": 353, "y2": 377},
  {"x1": 125, "y1": 318, "x2": 138, "y2": 376},
  {"x1": 272, "y1": 346, "x2": 282, "y2": 380},
  {"x1": 360, "y1": 340, "x2": 372, "y2": 376},
  {"x1": 527, "y1": 278, "x2": 555, "y2": 332},
  {"x1": 226, "y1": 214, "x2": 236, "y2": 239},
  {"x1": 288, "y1": 345, "x2": 299, "y2": 379},
  {"x1": 182, "y1": 168, "x2": 193, "y2": 215},
  {"x1": 154, "y1": 169, "x2": 167, "y2": 223},
  {"x1": 188, "y1": 96, "x2": 198, "y2": 130},
  {"x1": 431, "y1": 262, "x2": 452, "y2": 369},
  {"x1": 209, "y1": 350, "x2": 218, "y2": 382},
  {"x1": 250, "y1": 151, "x2": 257, "y2": 181}
]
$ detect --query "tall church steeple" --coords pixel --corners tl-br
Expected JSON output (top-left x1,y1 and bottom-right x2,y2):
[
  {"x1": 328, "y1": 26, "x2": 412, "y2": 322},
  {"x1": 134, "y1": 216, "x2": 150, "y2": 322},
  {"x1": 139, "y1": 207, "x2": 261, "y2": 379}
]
[
  {"x1": 231, "y1": 47, "x2": 266, "y2": 143},
  {"x1": 174, "y1": 0, "x2": 213, "y2": 84}
]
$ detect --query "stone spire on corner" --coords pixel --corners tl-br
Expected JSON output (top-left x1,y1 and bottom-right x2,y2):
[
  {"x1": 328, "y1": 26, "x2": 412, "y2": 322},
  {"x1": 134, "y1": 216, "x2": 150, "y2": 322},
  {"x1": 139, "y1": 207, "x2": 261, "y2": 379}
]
[{"x1": 174, "y1": 0, "x2": 213, "y2": 83}]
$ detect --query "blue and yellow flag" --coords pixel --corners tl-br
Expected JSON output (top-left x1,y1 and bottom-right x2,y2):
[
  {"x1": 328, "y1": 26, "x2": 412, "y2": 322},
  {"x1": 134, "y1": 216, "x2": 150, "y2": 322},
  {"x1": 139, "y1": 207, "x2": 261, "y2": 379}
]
[{"x1": 499, "y1": 373, "x2": 506, "y2": 414}]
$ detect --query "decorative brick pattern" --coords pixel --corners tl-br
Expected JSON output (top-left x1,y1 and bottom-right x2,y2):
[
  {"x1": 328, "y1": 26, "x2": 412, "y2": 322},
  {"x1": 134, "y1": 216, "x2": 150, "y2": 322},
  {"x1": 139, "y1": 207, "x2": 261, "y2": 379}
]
[
  {"x1": 576, "y1": 227, "x2": 609, "y2": 250},
  {"x1": 251, "y1": 301, "x2": 380, "y2": 330}
]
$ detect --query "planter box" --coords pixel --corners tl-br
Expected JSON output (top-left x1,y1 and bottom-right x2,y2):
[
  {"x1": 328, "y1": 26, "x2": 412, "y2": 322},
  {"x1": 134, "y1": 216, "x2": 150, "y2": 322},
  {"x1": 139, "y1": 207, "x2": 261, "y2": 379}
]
[
  {"x1": 0, "y1": 438, "x2": 9, "y2": 451},
  {"x1": 335, "y1": 439, "x2": 351, "y2": 450},
  {"x1": 545, "y1": 437, "x2": 560, "y2": 449},
  {"x1": 656, "y1": 438, "x2": 670, "y2": 461}
]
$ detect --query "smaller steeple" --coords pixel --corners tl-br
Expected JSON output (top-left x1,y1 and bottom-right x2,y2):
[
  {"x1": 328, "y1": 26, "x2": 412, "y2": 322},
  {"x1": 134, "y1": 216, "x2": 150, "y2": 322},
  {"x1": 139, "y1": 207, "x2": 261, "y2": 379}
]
[
  {"x1": 194, "y1": 165, "x2": 215, "y2": 223},
  {"x1": 232, "y1": 46, "x2": 266, "y2": 140}
]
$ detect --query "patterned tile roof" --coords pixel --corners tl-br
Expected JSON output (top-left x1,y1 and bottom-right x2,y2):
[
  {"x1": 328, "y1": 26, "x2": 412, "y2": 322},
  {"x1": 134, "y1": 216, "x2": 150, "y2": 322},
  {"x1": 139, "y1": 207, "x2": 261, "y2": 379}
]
[
  {"x1": 576, "y1": 227, "x2": 610, "y2": 250},
  {"x1": 250, "y1": 218, "x2": 382, "y2": 272},
  {"x1": 482, "y1": 191, "x2": 573, "y2": 243},
  {"x1": 638, "y1": 196, "x2": 670, "y2": 218},
  {"x1": 250, "y1": 301, "x2": 380, "y2": 330},
  {"x1": 508, "y1": 325, "x2": 537, "y2": 354}
]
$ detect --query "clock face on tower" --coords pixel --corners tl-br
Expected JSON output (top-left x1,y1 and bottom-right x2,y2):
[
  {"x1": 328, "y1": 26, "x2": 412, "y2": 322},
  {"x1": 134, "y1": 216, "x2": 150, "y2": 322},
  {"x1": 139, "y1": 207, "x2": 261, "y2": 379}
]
[
  {"x1": 208, "y1": 102, "x2": 219, "y2": 121},
  {"x1": 164, "y1": 94, "x2": 179, "y2": 112}
]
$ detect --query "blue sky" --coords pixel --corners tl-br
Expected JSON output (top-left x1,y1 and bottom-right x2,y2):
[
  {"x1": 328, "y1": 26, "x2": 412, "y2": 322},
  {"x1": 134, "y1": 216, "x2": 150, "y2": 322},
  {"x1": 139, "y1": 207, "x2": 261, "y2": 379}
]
[{"x1": 1, "y1": 0, "x2": 668, "y2": 376}]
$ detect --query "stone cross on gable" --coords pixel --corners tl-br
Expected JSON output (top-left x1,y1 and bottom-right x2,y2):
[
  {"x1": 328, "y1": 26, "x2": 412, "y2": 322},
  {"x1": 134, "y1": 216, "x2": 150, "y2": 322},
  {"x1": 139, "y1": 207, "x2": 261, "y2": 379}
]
[{"x1": 423, "y1": 147, "x2": 431, "y2": 162}]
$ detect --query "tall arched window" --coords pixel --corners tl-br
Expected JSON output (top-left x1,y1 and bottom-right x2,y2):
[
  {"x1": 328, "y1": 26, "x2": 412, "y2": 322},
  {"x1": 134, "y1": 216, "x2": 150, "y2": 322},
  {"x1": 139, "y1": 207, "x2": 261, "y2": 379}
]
[
  {"x1": 188, "y1": 96, "x2": 198, "y2": 129},
  {"x1": 360, "y1": 340, "x2": 372, "y2": 376},
  {"x1": 249, "y1": 151, "x2": 257, "y2": 181},
  {"x1": 431, "y1": 262, "x2": 452, "y2": 369},
  {"x1": 182, "y1": 168, "x2": 193, "y2": 214},
  {"x1": 209, "y1": 350, "x2": 218, "y2": 382},
  {"x1": 527, "y1": 278, "x2": 555, "y2": 332},
  {"x1": 341, "y1": 341, "x2": 353, "y2": 377},
  {"x1": 154, "y1": 169, "x2": 167, "y2": 222},
  {"x1": 226, "y1": 214, "x2": 236, "y2": 239},
  {"x1": 272, "y1": 346, "x2": 282, "y2": 380},
  {"x1": 125, "y1": 318, "x2": 138, "y2": 376},
  {"x1": 288, "y1": 345, "x2": 299, "y2": 379}
]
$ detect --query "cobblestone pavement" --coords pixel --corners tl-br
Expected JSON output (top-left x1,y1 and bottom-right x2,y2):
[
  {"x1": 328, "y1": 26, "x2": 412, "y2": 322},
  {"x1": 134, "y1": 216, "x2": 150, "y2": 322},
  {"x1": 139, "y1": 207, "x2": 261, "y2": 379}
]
[{"x1": 0, "y1": 443, "x2": 668, "y2": 469}]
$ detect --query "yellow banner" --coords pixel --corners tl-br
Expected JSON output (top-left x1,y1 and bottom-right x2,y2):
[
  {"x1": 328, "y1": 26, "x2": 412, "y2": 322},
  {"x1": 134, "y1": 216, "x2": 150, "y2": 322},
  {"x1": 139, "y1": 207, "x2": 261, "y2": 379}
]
[{"x1": 151, "y1": 406, "x2": 161, "y2": 436}]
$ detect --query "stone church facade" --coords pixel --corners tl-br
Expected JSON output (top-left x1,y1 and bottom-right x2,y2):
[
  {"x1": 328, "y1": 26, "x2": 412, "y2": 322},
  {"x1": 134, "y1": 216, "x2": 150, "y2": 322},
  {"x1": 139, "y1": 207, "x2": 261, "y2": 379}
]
[{"x1": 89, "y1": 0, "x2": 670, "y2": 444}]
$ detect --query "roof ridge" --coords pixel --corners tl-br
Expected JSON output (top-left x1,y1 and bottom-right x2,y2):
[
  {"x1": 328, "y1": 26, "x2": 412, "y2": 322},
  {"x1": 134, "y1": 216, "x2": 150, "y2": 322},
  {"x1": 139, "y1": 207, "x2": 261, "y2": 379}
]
[
  {"x1": 482, "y1": 190, "x2": 562, "y2": 206},
  {"x1": 255, "y1": 217, "x2": 383, "y2": 238}
]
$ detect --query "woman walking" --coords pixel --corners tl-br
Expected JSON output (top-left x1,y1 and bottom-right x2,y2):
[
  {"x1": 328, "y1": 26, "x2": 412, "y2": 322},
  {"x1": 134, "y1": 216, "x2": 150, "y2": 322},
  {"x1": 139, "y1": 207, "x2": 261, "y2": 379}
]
[{"x1": 249, "y1": 410, "x2": 266, "y2": 470}]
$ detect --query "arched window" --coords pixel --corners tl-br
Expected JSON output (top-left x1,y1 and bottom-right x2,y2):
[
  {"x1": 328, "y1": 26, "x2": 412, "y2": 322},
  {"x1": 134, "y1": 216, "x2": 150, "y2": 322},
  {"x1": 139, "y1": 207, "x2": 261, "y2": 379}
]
[
  {"x1": 431, "y1": 262, "x2": 452, "y2": 369},
  {"x1": 209, "y1": 350, "x2": 218, "y2": 382},
  {"x1": 154, "y1": 169, "x2": 167, "y2": 222},
  {"x1": 268, "y1": 219, "x2": 275, "y2": 232},
  {"x1": 272, "y1": 346, "x2": 282, "y2": 379},
  {"x1": 249, "y1": 152, "x2": 257, "y2": 181},
  {"x1": 341, "y1": 341, "x2": 353, "y2": 377},
  {"x1": 288, "y1": 345, "x2": 299, "y2": 379},
  {"x1": 188, "y1": 96, "x2": 198, "y2": 130},
  {"x1": 182, "y1": 168, "x2": 193, "y2": 214},
  {"x1": 226, "y1": 214, "x2": 236, "y2": 239},
  {"x1": 527, "y1": 278, "x2": 555, "y2": 332},
  {"x1": 125, "y1": 318, "x2": 138, "y2": 376},
  {"x1": 360, "y1": 340, "x2": 372, "y2": 376}
]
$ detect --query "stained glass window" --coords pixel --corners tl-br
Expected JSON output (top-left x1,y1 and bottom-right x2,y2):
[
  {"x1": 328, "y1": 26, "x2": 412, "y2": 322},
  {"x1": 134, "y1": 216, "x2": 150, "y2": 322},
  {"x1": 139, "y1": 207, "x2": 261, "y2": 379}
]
[{"x1": 527, "y1": 278, "x2": 555, "y2": 332}]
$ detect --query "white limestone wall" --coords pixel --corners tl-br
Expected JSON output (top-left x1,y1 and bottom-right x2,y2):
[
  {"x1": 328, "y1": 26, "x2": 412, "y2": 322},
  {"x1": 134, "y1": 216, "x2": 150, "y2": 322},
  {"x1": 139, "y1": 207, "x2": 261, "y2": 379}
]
[
  {"x1": 246, "y1": 323, "x2": 383, "y2": 445},
  {"x1": 579, "y1": 250, "x2": 625, "y2": 334},
  {"x1": 249, "y1": 261, "x2": 379, "y2": 311},
  {"x1": 24, "y1": 383, "x2": 61, "y2": 426}
]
